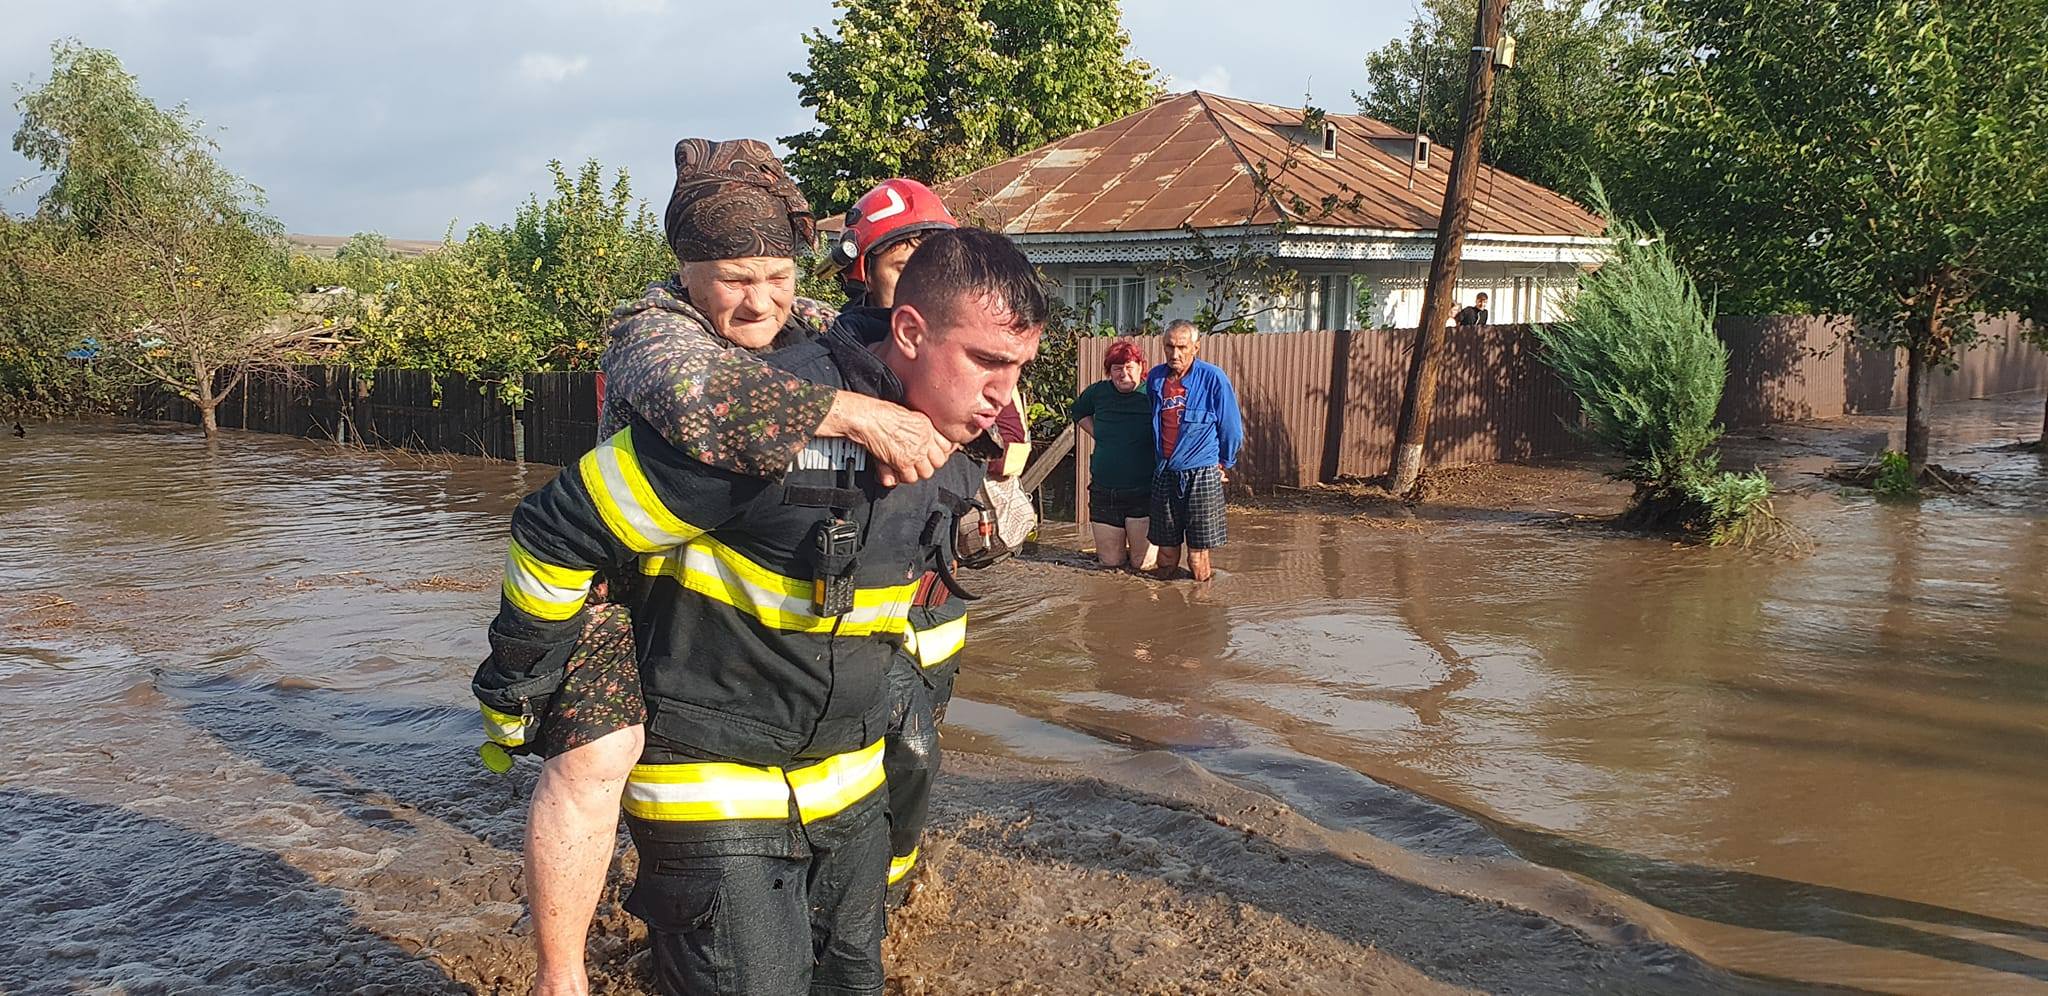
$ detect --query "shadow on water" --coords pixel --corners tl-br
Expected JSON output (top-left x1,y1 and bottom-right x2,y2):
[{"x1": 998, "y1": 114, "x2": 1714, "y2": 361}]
[
  {"x1": 0, "y1": 789, "x2": 465, "y2": 995},
  {"x1": 1156, "y1": 736, "x2": 2048, "y2": 992},
  {"x1": 153, "y1": 667, "x2": 529, "y2": 852},
  {"x1": 1491, "y1": 821, "x2": 2048, "y2": 985}
]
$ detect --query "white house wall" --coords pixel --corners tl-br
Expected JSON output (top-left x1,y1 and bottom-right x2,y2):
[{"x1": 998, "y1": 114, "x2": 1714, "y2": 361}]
[{"x1": 1038, "y1": 259, "x2": 1585, "y2": 332}]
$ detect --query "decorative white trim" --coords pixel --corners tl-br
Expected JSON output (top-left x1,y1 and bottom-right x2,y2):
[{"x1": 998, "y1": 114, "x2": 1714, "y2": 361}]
[{"x1": 1014, "y1": 227, "x2": 1609, "y2": 266}]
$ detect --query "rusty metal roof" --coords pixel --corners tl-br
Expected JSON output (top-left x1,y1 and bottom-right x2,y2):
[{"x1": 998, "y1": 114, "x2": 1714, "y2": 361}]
[{"x1": 934, "y1": 91, "x2": 1602, "y2": 239}]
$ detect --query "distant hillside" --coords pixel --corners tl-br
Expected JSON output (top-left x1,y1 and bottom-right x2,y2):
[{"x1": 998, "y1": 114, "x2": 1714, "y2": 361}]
[{"x1": 286, "y1": 233, "x2": 442, "y2": 258}]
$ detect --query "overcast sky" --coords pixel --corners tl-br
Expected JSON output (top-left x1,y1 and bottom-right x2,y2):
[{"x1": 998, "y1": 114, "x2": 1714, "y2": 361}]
[{"x1": 3, "y1": 0, "x2": 1412, "y2": 239}]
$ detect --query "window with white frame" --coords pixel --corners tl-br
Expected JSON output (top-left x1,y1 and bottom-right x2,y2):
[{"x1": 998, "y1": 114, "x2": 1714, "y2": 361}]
[
  {"x1": 1068, "y1": 273, "x2": 1149, "y2": 331},
  {"x1": 1318, "y1": 273, "x2": 1349, "y2": 330},
  {"x1": 1510, "y1": 274, "x2": 1539, "y2": 323}
]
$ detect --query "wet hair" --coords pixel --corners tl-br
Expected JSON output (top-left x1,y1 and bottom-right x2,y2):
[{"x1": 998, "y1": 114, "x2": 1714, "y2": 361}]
[
  {"x1": 894, "y1": 227, "x2": 1050, "y2": 334},
  {"x1": 868, "y1": 231, "x2": 929, "y2": 266},
  {"x1": 1104, "y1": 339, "x2": 1145, "y2": 372}
]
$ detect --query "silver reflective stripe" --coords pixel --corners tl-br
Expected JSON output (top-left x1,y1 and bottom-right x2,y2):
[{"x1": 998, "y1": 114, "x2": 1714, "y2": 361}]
[{"x1": 593, "y1": 439, "x2": 693, "y2": 549}]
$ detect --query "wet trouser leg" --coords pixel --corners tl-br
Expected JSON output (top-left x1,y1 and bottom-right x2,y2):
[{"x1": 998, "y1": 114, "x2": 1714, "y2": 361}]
[
  {"x1": 883, "y1": 654, "x2": 940, "y2": 885},
  {"x1": 925, "y1": 659, "x2": 959, "y2": 726},
  {"x1": 624, "y1": 786, "x2": 890, "y2": 994},
  {"x1": 626, "y1": 847, "x2": 809, "y2": 995},
  {"x1": 804, "y1": 797, "x2": 891, "y2": 995}
]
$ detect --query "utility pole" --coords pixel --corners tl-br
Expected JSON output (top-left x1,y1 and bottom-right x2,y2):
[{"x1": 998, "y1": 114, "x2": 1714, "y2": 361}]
[{"x1": 1388, "y1": 0, "x2": 1509, "y2": 494}]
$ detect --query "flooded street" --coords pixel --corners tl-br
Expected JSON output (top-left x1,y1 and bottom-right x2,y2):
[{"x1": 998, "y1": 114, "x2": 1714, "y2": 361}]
[{"x1": 3, "y1": 400, "x2": 2044, "y2": 993}]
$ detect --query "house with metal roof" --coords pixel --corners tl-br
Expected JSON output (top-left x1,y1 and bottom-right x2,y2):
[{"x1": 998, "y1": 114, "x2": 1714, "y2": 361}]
[{"x1": 930, "y1": 91, "x2": 1608, "y2": 331}]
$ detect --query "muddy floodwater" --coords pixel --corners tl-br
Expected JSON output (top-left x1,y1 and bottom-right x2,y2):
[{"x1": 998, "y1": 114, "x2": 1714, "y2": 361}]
[{"x1": 3, "y1": 400, "x2": 2045, "y2": 994}]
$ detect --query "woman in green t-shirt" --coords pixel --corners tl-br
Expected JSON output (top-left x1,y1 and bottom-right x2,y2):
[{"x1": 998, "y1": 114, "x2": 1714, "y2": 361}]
[{"x1": 1072, "y1": 339, "x2": 1159, "y2": 569}]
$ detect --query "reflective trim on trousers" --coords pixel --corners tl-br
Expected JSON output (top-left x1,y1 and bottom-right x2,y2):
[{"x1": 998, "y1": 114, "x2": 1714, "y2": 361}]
[{"x1": 624, "y1": 739, "x2": 887, "y2": 825}]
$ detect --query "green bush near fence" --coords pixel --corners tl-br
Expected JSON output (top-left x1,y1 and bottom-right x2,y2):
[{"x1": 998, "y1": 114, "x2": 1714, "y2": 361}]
[{"x1": 1535, "y1": 187, "x2": 1777, "y2": 545}]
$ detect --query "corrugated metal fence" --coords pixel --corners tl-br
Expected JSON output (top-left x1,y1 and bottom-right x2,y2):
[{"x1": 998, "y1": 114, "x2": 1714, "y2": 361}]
[
  {"x1": 1072, "y1": 315, "x2": 2047, "y2": 523},
  {"x1": 137, "y1": 315, "x2": 2044, "y2": 503}
]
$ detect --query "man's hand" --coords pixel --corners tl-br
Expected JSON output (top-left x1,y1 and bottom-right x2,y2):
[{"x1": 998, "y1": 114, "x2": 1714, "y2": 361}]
[
  {"x1": 1218, "y1": 465, "x2": 1230, "y2": 485},
  {"x1": 823, "y1": 391, "x2": 954, "y2": 486}
]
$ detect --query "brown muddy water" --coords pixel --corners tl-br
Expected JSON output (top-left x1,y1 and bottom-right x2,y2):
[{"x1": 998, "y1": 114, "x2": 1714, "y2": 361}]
[{"x1": 2, "y1": 400, "x2": 2044, "y2": 994}]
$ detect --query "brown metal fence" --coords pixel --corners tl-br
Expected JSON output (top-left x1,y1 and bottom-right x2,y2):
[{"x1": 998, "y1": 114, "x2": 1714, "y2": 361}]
[
  {"x1": 136, "y1": 314, "x2": 2045, "y2": 508},
  {"x1": 1072, "y1": 315, "x2": 2048, "y2": 524}
]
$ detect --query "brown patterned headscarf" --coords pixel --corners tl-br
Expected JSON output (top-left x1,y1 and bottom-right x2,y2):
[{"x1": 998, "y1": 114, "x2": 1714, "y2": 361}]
[{"x1": 663, "y1": 138, "x2": 815, "y2": 263}]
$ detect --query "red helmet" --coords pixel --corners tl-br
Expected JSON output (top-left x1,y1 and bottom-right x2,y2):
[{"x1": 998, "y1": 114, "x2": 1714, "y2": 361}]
[{"x1": 828, "y1": 178, "x2": 957, "y2": 284}]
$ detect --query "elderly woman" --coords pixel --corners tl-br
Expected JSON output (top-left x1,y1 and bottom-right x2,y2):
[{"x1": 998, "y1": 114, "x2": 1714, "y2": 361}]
[
  {"x1": 1071, "y1": 338, "x2": 1157, "y2": 569},
  {"x1": 490, "y1": 139, "x2": 955, "y2": 996}
]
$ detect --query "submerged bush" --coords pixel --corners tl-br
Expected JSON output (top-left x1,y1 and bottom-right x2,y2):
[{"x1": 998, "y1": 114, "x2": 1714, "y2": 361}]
[
  {"x1": 1871, "y1": 450, "x2": 1917, "y2": 499},
  {"x1": 1535, "y1": 184, "x2": 1775, "y2": 544}
]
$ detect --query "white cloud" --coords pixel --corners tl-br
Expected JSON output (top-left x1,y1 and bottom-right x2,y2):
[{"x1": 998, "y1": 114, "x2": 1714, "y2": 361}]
[
  {"x1": 1169, "y1": 65, "x2": 1233, "y2": 96},
  {"x1": 516, "y1": 52, "x2": 589, "y2": 85},
  {"x1": 3, "y1": 0, "x2": 1404, "y2": 237}
]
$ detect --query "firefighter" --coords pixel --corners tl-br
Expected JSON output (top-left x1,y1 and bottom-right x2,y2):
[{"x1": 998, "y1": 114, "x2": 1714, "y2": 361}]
[
  {"x1": 820, "y1": 179, "x2": 1033, "y2": 905},
  {"x1": 506, "y1": 141, "x2": 958, "y2": 996},
  {"x1": 478, "y1": 227, "x2": 1048, "y2": 995}
]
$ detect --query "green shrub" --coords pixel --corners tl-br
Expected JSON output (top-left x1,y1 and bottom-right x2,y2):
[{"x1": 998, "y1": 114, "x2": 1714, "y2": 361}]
[
  {"x1": 1535, "y1": 183, "x2": 1775, "y2": 543},
  {"x1": 1871, "y1": 449, "x2": 1918, "y2": 499}
]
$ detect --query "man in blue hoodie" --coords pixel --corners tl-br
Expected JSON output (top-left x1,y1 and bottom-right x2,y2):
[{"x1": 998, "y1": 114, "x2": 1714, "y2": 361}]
[{"x1": 1145, "y1": 320, "x2": 1243, "y2": 582}]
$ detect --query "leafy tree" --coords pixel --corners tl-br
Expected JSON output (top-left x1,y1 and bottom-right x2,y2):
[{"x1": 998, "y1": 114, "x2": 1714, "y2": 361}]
[
  {"x1": 1620, "y1": 0, "x2": 2048, "y2": 475},
  {"x1": 785, "y1": 0, "x2": 1159, "y2": 214},
  {"x1": 11, "y1": 41, "x2": 306, "y2": 436},
  {"x1": 0, "y1": 214, "x2": 125, "y2": 417},
  {"x1": 1355, "y1": 0, "x2": 1658, "y2": 202},
  {"x1": 11, "y1": 40, "x2": 199, "y2": 238},
  {"x1": 494, "y1": 159, "x2": 671, "y2": 365},
  {"x1": 347, "y1": 227, "x2": 559, "y2": 405}
]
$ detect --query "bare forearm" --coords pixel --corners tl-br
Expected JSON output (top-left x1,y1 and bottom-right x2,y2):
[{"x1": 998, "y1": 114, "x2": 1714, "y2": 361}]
[{"x1": 820, "y1": 390, "x2": 954, "y2": 485}]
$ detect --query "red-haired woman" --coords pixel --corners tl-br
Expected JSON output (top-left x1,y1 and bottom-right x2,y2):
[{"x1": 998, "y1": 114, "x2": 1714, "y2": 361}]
[{"x1": 1071, "y1": 338, "x2": 1158, "y2": 569}]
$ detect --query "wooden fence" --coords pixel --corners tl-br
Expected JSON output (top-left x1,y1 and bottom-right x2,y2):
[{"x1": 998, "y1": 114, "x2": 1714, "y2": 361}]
[{"x1": 138, "y1": 366, "x2": 601, "y2": 467}]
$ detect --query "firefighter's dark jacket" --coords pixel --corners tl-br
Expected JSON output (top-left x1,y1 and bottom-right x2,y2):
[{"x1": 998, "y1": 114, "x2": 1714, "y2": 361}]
[{"x1": 474, "y1": 323, "x2": 981, "y2": 766}]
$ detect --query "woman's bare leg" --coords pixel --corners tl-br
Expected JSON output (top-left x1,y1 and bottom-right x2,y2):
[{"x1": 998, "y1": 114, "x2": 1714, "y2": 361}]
[
  {"x1": 1091, "y1": 522, "x2": 1129, "y2": 567},
  {"x1": 527, "y1": 723, "x2": 643, "y2": 996},
  {"x1": 1124, "y1": 517, "x2": 1157, "y2": 572}
]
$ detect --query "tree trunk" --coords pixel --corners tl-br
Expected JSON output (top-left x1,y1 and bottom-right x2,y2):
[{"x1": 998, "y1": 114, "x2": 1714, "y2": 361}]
[
  {"x1": 1387, "y1": 0, "x2": 1509, "y2": 495},
  {"x1": 1904, "y1": 345, "x2": 1932, "y2": 473},
  {"x1": 192, "y1": 356, "x2": 220, "y2": 438}
]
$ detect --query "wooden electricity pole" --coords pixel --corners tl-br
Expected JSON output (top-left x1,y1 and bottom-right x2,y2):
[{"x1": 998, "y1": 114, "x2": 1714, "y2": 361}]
[{"x1": 1388, "y1": 0, "x2": 1509, "y2": 494}]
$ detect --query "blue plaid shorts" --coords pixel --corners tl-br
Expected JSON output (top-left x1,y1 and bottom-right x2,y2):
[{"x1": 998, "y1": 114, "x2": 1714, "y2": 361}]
[{"x1": 1148, "y1": 465, "x2": 1227, "y2": 549}]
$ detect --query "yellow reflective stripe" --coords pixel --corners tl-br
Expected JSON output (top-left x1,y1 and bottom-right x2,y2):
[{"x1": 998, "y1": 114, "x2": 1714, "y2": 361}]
[
  {"x1": 888, "y1": 847, "x2": 919, "y2": 884},
  {"x1": 622, "y1": 740, "x2": 886, "y2": 824},
  {"x1": 908, "y1": 613, "x2": 968, "y2": 669},
  {"x1": 1000, "y1": 441, "x2": 1030, "y2": 478},
  {"x1": 480, "y1": 704, "x2": 529, "y2": 747},
  {"x1": 623, "y1": 761, "x2": 791, "y2": 822},
  {"x1": 787, "y1": 739, "x2": 886, "y2": 823},
  {"x1": 578, "y1": 429, "x2": 703, "y2": 552},
  {"x1": 639, "y1": 538, "x2": 918, "y2": 636},
  {"x1": 694, "y1": 536, "x2": 812, "y2": 601},
  {"x1": 840, "y1": 582, "x2": 918, "y2": 637},
  {"x1": 502, "y1": 538, "x2": 594, "y2": 621},
  {"x1": 680, "y1": 541, "x2": 830, "y2": 632}
]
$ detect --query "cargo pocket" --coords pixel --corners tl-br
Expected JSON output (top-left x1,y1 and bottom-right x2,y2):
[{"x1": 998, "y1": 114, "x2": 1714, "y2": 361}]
[{"x1": 624, "y1": 863, "x2": 728, "y2": 983}]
